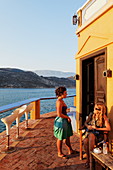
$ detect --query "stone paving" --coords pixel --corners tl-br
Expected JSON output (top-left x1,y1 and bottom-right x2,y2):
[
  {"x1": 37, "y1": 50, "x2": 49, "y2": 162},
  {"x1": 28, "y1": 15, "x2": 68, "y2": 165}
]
[{"x1": 0, "y1": 111, "x2": 89, "y2": 170}]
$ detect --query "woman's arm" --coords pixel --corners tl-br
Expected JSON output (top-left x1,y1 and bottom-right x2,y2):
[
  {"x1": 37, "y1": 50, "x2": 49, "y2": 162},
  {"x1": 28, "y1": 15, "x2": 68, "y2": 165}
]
[
  {"x1": 84, "y1": 114, "x2": 94, "y2": 130},
  {"x1": 84, "y1": 116, "x2": 91, "y2": 128},
  {"x1": 56, "y1": 100, "x2": 71, "y2": 121}
]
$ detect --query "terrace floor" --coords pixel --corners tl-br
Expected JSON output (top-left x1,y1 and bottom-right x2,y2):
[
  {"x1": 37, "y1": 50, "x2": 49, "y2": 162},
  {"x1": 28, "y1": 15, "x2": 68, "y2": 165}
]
[{"x1": 0, "y1": 111, "x2": 89, "y2": 170}]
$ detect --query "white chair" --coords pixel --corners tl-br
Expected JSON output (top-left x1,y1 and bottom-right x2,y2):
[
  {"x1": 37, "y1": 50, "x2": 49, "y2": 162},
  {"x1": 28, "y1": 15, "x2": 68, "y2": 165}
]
[
  {"x1": 16, "y1": 105, "x2": 27, "y2": 139},
  {"x1": 1, "y1": 109, "x2": 19, "y2": 151},
  {"x1": 24, "y1": 103, "x2": 33, "y2": 129}
]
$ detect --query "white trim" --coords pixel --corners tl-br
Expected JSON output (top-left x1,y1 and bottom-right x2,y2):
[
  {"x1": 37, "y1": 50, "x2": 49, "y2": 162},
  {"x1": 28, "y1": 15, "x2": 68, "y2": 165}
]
[
  {"x1": 83, "y1": 0, "x2": 108, "y2": 22},
  {"x1": 76, "y1": 0, "x2": 113, "y2": 34}
]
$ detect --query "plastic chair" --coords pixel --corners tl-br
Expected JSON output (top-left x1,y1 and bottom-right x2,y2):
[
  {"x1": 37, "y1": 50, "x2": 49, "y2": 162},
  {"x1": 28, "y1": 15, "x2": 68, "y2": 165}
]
[
  {"x1": 16, "y1": 105, "x2": 27, "y2": 139},
  {"x1": 24, "y1": 103, "x2": 33, "y2": 129},
  {"x1": 1, "y1": 109, "x2": 19, "y2": 151}
]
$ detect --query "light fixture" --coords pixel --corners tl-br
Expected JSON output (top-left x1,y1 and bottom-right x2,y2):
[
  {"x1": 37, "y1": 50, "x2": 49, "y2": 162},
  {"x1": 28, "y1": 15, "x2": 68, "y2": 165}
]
[
  {"x1": 72, "y1": 14, "x2": 78, "y2": 25},
  {"x1": 103, "y1": 69, "x2": 112, "y2": 77},
  {"x1": 74, "y1": 74, "x2": 79, "y2": 80}
]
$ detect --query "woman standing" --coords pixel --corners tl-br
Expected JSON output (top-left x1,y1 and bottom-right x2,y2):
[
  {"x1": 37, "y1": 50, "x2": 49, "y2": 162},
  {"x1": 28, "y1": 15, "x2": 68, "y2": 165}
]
[{"x1": 54, "y1": 86, "x2": 74, "y2": 159}]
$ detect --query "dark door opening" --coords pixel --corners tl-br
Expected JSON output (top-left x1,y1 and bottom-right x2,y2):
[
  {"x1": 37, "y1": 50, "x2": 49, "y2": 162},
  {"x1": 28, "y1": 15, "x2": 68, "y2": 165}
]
[
  {"x1": 82, "y1": 51, "x2": 106, "y2": 125},
  {"x1": 82, "y1": 58, "x2": 94, "y2": 124}
]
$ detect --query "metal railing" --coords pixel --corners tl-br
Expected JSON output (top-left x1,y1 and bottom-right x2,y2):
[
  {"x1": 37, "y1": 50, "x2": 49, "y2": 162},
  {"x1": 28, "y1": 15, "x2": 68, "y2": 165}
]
[{"x1": 0, "y1": 95, "x2": 76, "y2": 119}]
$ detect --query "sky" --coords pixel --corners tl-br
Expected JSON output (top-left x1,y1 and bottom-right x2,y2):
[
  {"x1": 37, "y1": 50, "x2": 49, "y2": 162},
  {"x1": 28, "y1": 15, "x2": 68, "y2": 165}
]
[{"x1": 0, "y1": 0, "x2": 86, "y2": 73}]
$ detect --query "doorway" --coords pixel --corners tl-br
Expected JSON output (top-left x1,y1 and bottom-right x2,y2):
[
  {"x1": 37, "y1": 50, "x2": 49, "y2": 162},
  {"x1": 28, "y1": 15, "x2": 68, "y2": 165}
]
[{"x1": 81, "y1": 49, "x2": 107, "y2": 125}]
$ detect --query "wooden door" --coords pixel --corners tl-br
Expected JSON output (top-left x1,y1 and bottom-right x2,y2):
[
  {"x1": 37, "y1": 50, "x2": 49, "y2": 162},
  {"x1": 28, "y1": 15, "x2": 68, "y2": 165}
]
[{"x1": 94, "y1": 54, "x2": 106, "y2": 104}]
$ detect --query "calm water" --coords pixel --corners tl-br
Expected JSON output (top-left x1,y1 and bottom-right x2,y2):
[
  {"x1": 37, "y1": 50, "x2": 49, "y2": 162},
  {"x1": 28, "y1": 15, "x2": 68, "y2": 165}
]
[{"x1": 0, "y1": 88, "x2": 75, "y2": 132}]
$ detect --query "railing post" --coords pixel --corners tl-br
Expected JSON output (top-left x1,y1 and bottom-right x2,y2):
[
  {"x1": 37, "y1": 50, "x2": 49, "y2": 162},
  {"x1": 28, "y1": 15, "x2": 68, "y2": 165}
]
[
  {"x1": 30, "y1": 100, "x2": 40, "y2": 119},
  {"x1": 74, "y1": 96, "x2": 76, "y2": 106}
]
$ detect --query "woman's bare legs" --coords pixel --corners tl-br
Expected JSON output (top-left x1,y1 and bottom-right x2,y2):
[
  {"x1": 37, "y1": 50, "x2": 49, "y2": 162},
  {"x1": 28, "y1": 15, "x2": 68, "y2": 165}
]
[
  {"x1": 57, "y1": 139, "x2": 64, "y2": 156},
  {"x1": 84, "y1": 133, "x2": 96, "y2": 164},
  {"x1": 83, "y1": 137, "x2": 89, "y2": 163},
  {"x1": 64, "y1": 137, "x2": 73, "y2": 154},
  {"x1": 89, "y1": 133, "x2": 96, "y2": 161}
]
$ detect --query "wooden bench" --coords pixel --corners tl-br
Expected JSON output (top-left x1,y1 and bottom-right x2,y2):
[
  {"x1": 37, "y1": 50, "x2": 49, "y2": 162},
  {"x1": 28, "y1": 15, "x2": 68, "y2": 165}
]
[{"x1": 90, "y1": 152, "x2": 113, "y2": 170}]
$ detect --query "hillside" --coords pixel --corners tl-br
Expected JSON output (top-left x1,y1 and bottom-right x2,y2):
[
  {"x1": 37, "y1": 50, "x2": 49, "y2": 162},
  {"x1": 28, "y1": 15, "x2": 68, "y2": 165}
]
[
  {"x1": 0, "y1": 68, "x2": 75, "y2": 88},
  {"x1": 34, "y1": 70, "x2": 75, "y2": 78}
]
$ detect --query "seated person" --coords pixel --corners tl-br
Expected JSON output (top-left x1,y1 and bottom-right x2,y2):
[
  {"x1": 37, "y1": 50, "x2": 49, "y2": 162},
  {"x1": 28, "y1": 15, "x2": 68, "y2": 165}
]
[{"x1": 83, "y1": 103, "x2": 111, "y2": 168}]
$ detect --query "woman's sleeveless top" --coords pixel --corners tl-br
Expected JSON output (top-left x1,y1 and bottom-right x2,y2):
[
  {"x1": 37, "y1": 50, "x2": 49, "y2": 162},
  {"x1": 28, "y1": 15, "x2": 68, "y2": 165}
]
[
  {"x1": 90, "y1": 112, "x2": 105, "y2": 128},
  {"x1": 62, "y1": 106, "x2": 67, "y2": 115}
]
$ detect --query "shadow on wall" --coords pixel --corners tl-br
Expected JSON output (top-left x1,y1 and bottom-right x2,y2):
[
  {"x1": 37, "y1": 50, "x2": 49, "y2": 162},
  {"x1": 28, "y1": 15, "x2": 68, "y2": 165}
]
[{"x1": 108, "y1": 105, "x2": 113, "y2": 140}]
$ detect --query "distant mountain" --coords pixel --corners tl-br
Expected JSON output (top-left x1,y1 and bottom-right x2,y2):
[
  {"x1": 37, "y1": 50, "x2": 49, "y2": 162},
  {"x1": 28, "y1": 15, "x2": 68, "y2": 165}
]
[
  {"x1": 0, "y1": 68, "x2": 75, "y2": 88},
  {"x1": 34, "y1": 70, "x2": 75, "y2": 78}
]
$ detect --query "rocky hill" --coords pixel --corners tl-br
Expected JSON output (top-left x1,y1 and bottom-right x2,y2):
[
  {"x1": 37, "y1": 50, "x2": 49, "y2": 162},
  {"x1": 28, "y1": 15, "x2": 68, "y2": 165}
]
[{"x1": 0, "y1": 68, "x2": 75, "y2": 88}]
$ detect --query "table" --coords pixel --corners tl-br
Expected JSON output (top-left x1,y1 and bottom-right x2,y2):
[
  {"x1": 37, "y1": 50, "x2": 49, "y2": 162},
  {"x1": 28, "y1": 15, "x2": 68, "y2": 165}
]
[{"x1": 90, "y1": 152, "x2": 113, "y2": 170}]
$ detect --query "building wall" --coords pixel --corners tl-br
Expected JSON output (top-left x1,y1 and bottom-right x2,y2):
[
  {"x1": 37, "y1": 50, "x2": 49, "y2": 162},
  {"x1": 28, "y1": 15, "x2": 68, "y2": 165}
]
[
  {"x1": 75, "y1": 58, "x2": 81, "y2": 132},
  {"x1": 76, "y1": 7, "x2": 113, "y2": 58},
  {"x1": 107, "y1": 44, "x2": 113, "y2": 140},
  {"x1": 75, "y1": 4, "x2": 113, "y2": 137}
]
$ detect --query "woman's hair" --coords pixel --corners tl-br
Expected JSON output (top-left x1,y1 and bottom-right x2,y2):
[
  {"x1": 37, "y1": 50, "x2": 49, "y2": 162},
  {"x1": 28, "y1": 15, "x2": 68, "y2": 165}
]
[
  {"x1": 55, "y1": 86, "x2": 67, "y2": 97},
  {"x1": 93, "y1": 103, "x2": 106, "y2": 127}
]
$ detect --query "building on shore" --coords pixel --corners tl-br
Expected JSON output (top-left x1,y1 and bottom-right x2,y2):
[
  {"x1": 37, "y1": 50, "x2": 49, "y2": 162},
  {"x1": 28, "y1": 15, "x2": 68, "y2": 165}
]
[{"x1": 74, "y1": 0, "x2": 113, "y2": 141}]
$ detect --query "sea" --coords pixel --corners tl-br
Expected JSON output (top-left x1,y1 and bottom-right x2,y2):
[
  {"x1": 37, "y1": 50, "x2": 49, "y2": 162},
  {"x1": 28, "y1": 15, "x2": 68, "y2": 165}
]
[{"x1": 0, "y1": 88, "x2": 75, "y2": 133}]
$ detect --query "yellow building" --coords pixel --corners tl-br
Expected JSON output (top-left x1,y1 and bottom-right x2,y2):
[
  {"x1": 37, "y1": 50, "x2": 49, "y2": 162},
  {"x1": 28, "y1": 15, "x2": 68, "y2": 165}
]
[{"x1": 74, "y1": 0, "x2": 113, "y2": 140}]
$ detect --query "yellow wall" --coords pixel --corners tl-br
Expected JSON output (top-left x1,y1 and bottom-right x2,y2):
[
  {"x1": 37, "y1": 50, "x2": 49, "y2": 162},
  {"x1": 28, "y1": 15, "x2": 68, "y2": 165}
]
[
  {"x1": 107, "y1": 44, "x2": 113, "y2": 140},
  {"x1": 75, "y1": 59, "x2": 81, "y2": 132},
  {"x1": 77, "y1": 7, "x2": 113, "y2": 58},
  {"x1": 75, "y1": 4, "x2": 113, "y2": 137}
]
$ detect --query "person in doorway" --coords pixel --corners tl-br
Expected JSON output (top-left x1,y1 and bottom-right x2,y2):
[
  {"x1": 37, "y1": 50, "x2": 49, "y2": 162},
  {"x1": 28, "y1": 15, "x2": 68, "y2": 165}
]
[
  {"x1": 83, "y1": 103, "x2": 111, "y2": 168},
  {"x1": 54, "y1": 86, "x2": 75, "y2": 159}
]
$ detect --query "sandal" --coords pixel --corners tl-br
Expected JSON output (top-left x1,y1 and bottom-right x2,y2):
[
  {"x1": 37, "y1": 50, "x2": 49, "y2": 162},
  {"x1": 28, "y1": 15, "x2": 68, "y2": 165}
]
[
  {"x1": 69, "y1": 150, "x2": 79, "y2": 155},
  {"x1": 58, "y1": 154, "x2": 68, "y2": 159}
]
